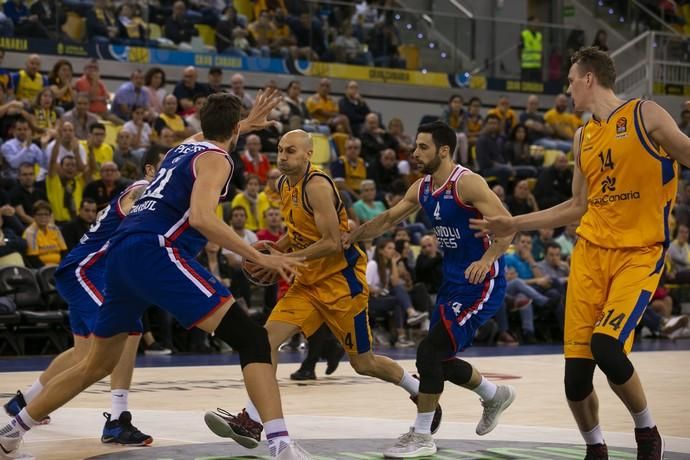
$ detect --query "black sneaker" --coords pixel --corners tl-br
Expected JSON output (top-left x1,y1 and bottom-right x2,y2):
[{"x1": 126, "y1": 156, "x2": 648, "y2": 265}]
[
  {"x1": 4, "y1": 391, "x2": 50, "y2": 424},
  {"x1": 410, "y1": 375, "x2": 443, "y2": 435},
  {"x1": 204, "y1": 408, "x2": 263, "y2": 449},
  {"x1": 584, "y1": 443, "x2": 608, "y2": 459},
  {"x1": 101, "y1": 411, "x2": 153, "y2": 446},
  {"x1": 290, "y1": 368, "x2": 317, "y2": 381},
  {"x1": 144, "y1": 342, "x2": 172, "y2": 356},
  {"x1": 635, "y1": 426, "x2": 664, "y2": 460},
  {"x1": 325, "y1": 343, "x2": 345, "y2": 375}
]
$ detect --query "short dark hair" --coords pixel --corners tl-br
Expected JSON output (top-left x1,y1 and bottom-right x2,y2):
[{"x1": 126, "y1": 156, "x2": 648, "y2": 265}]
[
  {"x1": 570, "y1": 46, "x2": 616, "y2": 89},
  {"x1": 245, "y1": 174, "x2": 260, "y2": 185},
  {"x1": 14, "y1": 118, "x2": 29, "y2": 127},
  {"x1": 545, "y1": 241, "x2": 562, "y2": 253},
  {"x1": 199, "y1": 93, "x2": 242, "y2": 142},
  {"x1": 32, "y1": 200, "x2": 52, "y2": 215},
  {"x1": 448, "y1": 94, "x2": 463, "y2": 104},
  {"x1": 231, "y1": 206, "x2": 247, "y2": 217},
  {"x1": 90, "y1": 122, "x2": 106, "y2": 133},
  {"x1": 209, "y1": 66, "x2": 222, "y2": 75},
  {"x1": 485, "y1": 113, "x2": 500, "y2": 123},
  {"x1": 286, "y1": 80, "x2": 300, "y2": 91},
  {"x1": 416, "y1": 120, "x2": 457, "y2": 154},
  {"x1": 192, "y1": 93, "x2": 207, "y2": 103},
  {"x1": 80, "y1": 197, "x2": 97, "y2": 208},
  {"x1": 468, "y1": 96, "x2": 481, "y2": 105},
  {"x1": 515, "y1": 231, "x2": 531, "y2": 242},
  {"x1": 141, "y1": 145, "x2": 167, "y2": 175},
  {"x1": 19, "y1": 162, "x2": 35, "y2": 171}
]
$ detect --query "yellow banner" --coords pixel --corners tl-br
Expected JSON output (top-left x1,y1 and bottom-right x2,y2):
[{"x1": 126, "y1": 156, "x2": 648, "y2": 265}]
[{"x1": 304, "y1": 62, "x2": 449, "y2": 87}]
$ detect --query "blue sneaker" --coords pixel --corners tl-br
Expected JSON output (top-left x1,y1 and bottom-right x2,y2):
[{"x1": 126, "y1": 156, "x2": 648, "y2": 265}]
[
  {"x1": 3, "y1": 391, "x2": 50, "y2": 425},
  {"x1": 101, "y1": 411, "x2": 153, "y2": 446}
]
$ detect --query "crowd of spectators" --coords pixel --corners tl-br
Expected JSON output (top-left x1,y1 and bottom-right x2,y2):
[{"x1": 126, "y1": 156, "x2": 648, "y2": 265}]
[{"x1": 0, "y1": 46, "x2": 689, "y2": 356}]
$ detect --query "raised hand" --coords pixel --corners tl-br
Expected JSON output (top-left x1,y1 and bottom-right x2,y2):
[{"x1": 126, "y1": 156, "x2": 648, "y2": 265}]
[
  {"x1": 469, "y1": 215, "x2": 517, "y2": 238},
  {"x1": 239, "y1": 88, "x2": 282, "y2": 134}
]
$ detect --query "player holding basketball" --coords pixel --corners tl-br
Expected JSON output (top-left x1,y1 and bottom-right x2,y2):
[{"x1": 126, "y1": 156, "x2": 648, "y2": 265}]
[
  {"x1": 345, "y1": 120, "x2": 516, "y2": 457},
  {"x1": 0, "y1": 92, "x2": 312, "y2": 459},
  {"x1": 3, "y1": 147, "x2": 166, "y2": 447},
  {"x1": 205, "y1": 129, "x2": 442, "y2": 449},
  {"x1": 471, "y1": 47, "x2": 690, "y2": 459}
]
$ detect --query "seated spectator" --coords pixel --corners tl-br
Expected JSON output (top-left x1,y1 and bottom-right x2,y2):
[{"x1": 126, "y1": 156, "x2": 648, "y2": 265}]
[
  {"x1": 122, "y1": 105, "x2": 152, "y2": 150},
  {"x1": 4, "y1": 0, "x2": 47, "y2": 38},
  {"x1": 537, "y1": 242, "x2": 570, "y2": 285},
  {"x1": 666, "y1": 224, "x2": 690, "y2": 283},
  {"x1": 198, "y1": 241, "x2": 232, "y2": 289},
  {"x1": 215, "y1": 6, "x2": 245, "y2": 54},
  {"x1": 113, "y1": 131, "x2": 142, "y2": 180},
  {"x1": 520, "y1": 94, "x2": 571, "y2": 152},
  {"x1": 112, "y1": 70, "x2": 149, "y2": 122},
  {"x1": 10, "y1": 54, "x2": 48, "y2": 104},
  {"x1": 544, "y1": 94, "x2": 582, "y2": 151},
  {"x1": 248, "y1": 10, "x2": 277, "y2": 57},
  {"x1": 306, "y1": 78, "x2": 348, "y2": 130},
  {"x1": 223, "y1": 206, "x2": 258, "y2": 307},
  {"x1": 279, "y1": 80, "x2": 312, "y2": 131},
  {"x1": 338, "y1": 80, "x2": 370, "y2": 136},
  {"x1": 288, "y1": 12, "x2": 325, "y2": 60},
  {"x1": 30, "y1": 0, "x2": 61, "y2": 38},
  {"x1": 60, "y1": 198, "x2": 98, "y2": 250},
  {"x1": 206, "y1": 67, "x2": 226, "y2": 95},
  {"x1": 74, "y1": 60, "x2": 123, "y2": 125},
  {"x1": 388, "y1": 118, "x2": 414, "y2": 160},
  {"x1": 46, "y1": 138, "x2": 88, "y2": 225},
  {"x1": 555, "y1": 222, "x2": 578, "y2": 260},
  {"x1": 143, "y1": 67, "x2": 167, "y2": 117},
  {"x1": 353, "y1": 179, "x2": 385, "y2": 223},
  {"x1": 230, "y1": 174, "x2": 264, "y2": 232},
  {"x1": 62, "y1": 93, "x2": 99, "y2": 141},
  {"x1": 531, "y1": 227, "x2": 554, "y2": 261},
  {"x1": 29, "y1": 88, "x2": 58, "y2": 147},
  {"x1": 156, "y1": 127, "x2": 175, "y2": 149},
  {"x1": 492, "y1": 184, "x2": 508, "y2": 209},
  {"x1": 415, "y1": 234, "x2": 443, "y2": 297},
  {"x1": 367, "y1": 148, "x2": 403, "y2": 196},
  {"x1": 1, "y1": 118, "x2": 44, "y2": 179},
  {"x1": 256, "y1": 206, "x2": 284, "y2": 242},
  {"x1": 332, "y1": 23, "x2": 373, "y2": 66},
  {"x1": 81, "y1": 123, "x2": 113, "y2": 177},
  {"x1": 23, "y1": 200, "x2": 67, "y2": 267},
  {"x1": 0, "y1": 213, "x2": 28, "y2": 266},
  {"x1": 116, "y1": 3, "x2": 146, "y2": 44},
  {"x1": 503, "y1": 124, "x2": 540, "y2": 178},
  {"x1": 230, "y1": 73, "x2": 254, "y2": 116},
  {"x1": 184, "y1": 94, "x2": 207, "y2": 132},
  {"x1": 465, "y1": 97, "x2": 484, "y2": 152},
  {"x1": 86, "y1": 0, "x2": 118, "y2": 43},
  {"x1": 500, "y1": 266, "x2": 538, "y2": 344},
  {"x1": 487, "y1": 96, "x2": 519, "y2": 139},
  {"x1": 271, "y1": 9, "x2": 299, "y2": 58},
  {"x1": 154, "y1": 95, "x2": 195, "y2": 144},
  {"x1": 368, "y1": 22, "x2": 404, "y2": 68},
  {"x1": 240, "y1": 134, "x2": 271, "y2": 184},
  {"x1": 174, "y1": 67, "x2": 209, "y2": 115},
  {"x1": 83, "y1": 162, "x2": 128, "y2": 210},
  {"x1": 11, "y1": 162, "x2": 46, "y2": 226},
  {"x1": 475, "y1": 114, "x2": 513, "y2": 189},
  {"x1": 44, "y1": 121, "x2": 87, "y2": 180},
  {"x1": 506, "y1": 179, "x2": 539, "y2": 216},
  {"x1": 441, "y1": 94, "x2": 469, "y2": 165},
  {"x1": 360, "y1": 112, "x2": 398, "y2": 164},
  {"x1": 48, "y1": 60, "x2": 74, "y2": 112},
  {"x1": 165, "y1": 1, "x2": 198, "y2": 47},
  {"x1": 533, "y1": 152, "x2": 573, "y2": 210},
  {"x1": 331, "y1": 137, "x2": 367, "y2": 199}
]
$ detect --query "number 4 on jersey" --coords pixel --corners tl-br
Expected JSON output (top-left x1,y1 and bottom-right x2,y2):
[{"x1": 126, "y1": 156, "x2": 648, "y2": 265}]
[{"x1": 433, "y1": 202, "x2": 441, "y2": 220}]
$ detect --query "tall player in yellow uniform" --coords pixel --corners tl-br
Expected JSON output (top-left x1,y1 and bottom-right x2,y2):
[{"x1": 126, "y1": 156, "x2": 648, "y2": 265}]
[
  {"x1": 205, "y1": 130, "x2": 441, "y2": 449},
  {"x1": 471, "y1": 47, "x2": 690, "y2": 460}
]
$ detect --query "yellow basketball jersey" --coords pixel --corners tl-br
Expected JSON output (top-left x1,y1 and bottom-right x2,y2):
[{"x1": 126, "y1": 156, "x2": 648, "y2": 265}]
[
  {"x1": 278, "y1": 164, "x2": 368, "y2": 288},
  {"x1": 577, "y1": 99, "x2": 678, "y2": 249}
]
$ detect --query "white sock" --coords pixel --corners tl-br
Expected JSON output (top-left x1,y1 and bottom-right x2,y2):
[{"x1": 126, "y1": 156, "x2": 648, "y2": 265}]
[
  {"x1": 472, "y1": 376, "x2": 497, "y2": 401},
  {"x1": 264, "y1": 418, "x2": 291, "y2": 457},
  {"x1": 413, "y1": 411, "x2": 435, "y2": 435},
  {"x1": 23, "y1": 378, "x2": 44, "y2": 404},
  {"x1": 245, "y1": 399, "x2": 262, "y2": 424},
  {"x1": 0, "y1": 408, "x2": 38, "y2": 439},
  {"x1": 631, "y1": 406, "x2": 655, "y2": 429},
  {"x1": 581, "y1": 424, "x2": 605, "y2": 445},
  {"x1": 398, "y1": 372, "x2": 420, "y2": 397},
  {"x1": 111, "y1": 389, "x2": 129, "y2": 420}
]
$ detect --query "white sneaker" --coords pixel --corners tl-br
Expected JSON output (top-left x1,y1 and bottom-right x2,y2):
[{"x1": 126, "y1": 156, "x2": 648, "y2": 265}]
[
  {"x1": 476, "y1": 384, "x2": 516, "y2": 435},
  {"x1": 0, "y1": 435, "x2": 24, "y2": 459},
  {"x1": 661, "y1": 315, "x2": 689, "y2": 337},
  {"x1": 274, "y1": 441, "x2": 312, "y2": 459},
  {"x1": 383, "y1": 428, "x2": 436, "y2": 458}
]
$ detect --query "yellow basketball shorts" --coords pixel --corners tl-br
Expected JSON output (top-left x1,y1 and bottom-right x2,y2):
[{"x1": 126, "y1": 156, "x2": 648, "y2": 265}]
[
  {"x1": 565, "y1": 238, "x2": 664, "y2": 359},
  {"x1": 268, "y1": 281, "x2": 373, "y2": 356}
]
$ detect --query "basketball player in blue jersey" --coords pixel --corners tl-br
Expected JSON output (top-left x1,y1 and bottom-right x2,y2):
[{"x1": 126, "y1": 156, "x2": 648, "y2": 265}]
[
  {"x1": 0, "y1": 91, "x2": 312, "y2": 460},
  {"x1": 3, "y1": 147, "x2": 166, "y2": 447},
  {"x1": 346, "y1": 121, "x2": 517, "y2": 457}
]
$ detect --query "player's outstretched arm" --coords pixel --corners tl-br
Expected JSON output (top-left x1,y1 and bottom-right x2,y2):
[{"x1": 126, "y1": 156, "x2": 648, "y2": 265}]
[
  {"x1": 641, "y1": 100, "x2": 690, "y2": 167},
  {"x1": 470, "y1": 128, "x2": 588, "y2": 237},
  {"x1": 190, "y1": 153, "x2": 302, "y2": 281},
  {"x1": 289, "y1": 176, "x2": 342, "y2": 260},
  {"x1": 346, "y1": 178, "x2": 422, "y2": 244},
  {"x1": 118, "y1": 184, "x2": 147, "y2": 215}
]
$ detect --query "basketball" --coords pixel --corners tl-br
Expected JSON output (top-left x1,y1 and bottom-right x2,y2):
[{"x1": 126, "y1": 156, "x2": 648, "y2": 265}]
[{"x1": 241, "y1": 240, "x2": 279, "y2": 286}]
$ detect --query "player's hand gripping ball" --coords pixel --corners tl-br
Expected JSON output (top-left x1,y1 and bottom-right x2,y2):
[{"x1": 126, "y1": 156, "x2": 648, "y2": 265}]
[{"x1": 241, "y1": 240, "x2": 280, "y2": 286}]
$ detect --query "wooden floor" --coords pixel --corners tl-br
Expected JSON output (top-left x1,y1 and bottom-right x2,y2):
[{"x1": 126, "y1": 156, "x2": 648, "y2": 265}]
[{"x1": 1, "y1": 350, "x2": 689, "y2": 459}]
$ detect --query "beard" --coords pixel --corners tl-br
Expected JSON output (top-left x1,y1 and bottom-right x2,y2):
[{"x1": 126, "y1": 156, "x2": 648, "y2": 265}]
[{"x1": 420, "y1": 153, "x2": 442, "y2": 175}]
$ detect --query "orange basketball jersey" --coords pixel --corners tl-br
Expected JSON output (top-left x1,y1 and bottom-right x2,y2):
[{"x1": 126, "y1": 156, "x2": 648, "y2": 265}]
[{"x1": 577, "y1": 99, "x2": 678, "y2": 249}]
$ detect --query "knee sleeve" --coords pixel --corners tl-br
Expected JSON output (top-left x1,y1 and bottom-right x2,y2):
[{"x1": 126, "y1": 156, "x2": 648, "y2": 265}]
[
  {"x1": 564, "y1": 358, "x2": 596, "y2": 401},
  {"x1": 590, "y1": 333, "x2": 634, "y2": 385},
  {"x1": 416, "y1": 337, "x2": 445, "y2": 394},
  {"x1": 215, "y1": 305, "x2": 271, "y2": 369},
  {"x1": 442, "y1": 358, "x2": 473, "y2": 386}
]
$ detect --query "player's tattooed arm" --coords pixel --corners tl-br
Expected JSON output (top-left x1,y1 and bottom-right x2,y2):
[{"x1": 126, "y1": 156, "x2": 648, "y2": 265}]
[
  {"x1": 347, "y1": 178, "x2": 422, "y2": 244},
  {"x1": 118, "y1": 184, "x2": 147, "y2": 215}
]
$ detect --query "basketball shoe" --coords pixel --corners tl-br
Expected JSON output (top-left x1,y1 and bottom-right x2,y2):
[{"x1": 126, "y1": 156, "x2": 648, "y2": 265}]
[
  {"x1": 635, "y1": 426, "x2": 664, "y2": 460},
  {"x1": 3, "y1": 391, "x2": 50, "y2": 425},
  {"x1": 204, "y1": 408, "x2": 262, "y2": 448},
  {"x1": 273, "y1": 441, "x2": 312, "y2": 459},
  {"x1": 101, "y1": 411, "x2": 153, "y2": 445},
  {"x1": 584, "y1": 443, "x2": 609, "y2": 460},
  {"x1": 0, "y1": 434, "x2": 22, "y2": 459},
  {"x1": 383, "y1": 427, "x2": 436, "y2": 458},
  {"x1": 476, "y1": 384, "x2": 516, "y2": 435}
]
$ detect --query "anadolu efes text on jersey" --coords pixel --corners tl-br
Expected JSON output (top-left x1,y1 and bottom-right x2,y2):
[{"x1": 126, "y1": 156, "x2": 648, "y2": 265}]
[
  {"x1": 418, "y1": 166, "x2": 504, "y2": 288},
  {"x1": 112, "y1": 141, "x2": 233, "y2": 257}
]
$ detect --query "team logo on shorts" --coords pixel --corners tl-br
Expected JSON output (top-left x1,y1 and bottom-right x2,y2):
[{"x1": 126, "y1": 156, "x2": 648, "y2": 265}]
[{"x1": 616, "y1": 117, "x2": 628, "y2": 138}]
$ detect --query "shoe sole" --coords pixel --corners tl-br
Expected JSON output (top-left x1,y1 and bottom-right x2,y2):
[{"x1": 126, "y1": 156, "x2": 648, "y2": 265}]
[
  {"x1": 476, "y1": 385, "x2": 516, "y2": 436},
  {"x1": 101, "y1": 436, "x2": 153, "y2": 446},
  {"x1": 660, "y1": 434, "x2": 665, "y2": 460},
  {"x1": 383, "y1": 445, "x2": 437, "y2": 458},
  {"x1": 203, "y1": 411, "x2": 259, "y2": 449}
]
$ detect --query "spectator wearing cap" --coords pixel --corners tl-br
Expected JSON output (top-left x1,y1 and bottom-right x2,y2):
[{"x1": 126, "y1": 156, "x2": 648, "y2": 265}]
[
  {"x1": 154, "y1": 95, "x2": 195, "y2": 145},
  {"x1": 23, "y1": 200, "x2": 67, "y2": 267},
  {"x1": 207, "y1": 67, "x2": 226, "y2": 94},
  {"x1": 83, "y1": 161, "x2": 128, "y2": 210},
  {"x1": 240, "y1": 134, "x2": 271, "y2": 184},
  {"x1": 60, "y1": 197, "x2": 98, "y2": 250},
  {"x1": 174, "y1": 66, "x2": 210, "y2": 115},
  {"x1": 75, "y1": 60, "x2": 123, "y2": 125},
  {"x1": 112, "y1": 69, "x2": 149, "y2": 121},
  {"x1": 62, "y1": 93, "x2": 99, "y2": 140}
]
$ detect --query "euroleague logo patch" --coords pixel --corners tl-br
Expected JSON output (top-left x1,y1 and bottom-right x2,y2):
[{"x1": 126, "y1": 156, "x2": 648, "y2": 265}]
[{"x1": 616, "y1": 116, "x2": 628, "y2": 139}]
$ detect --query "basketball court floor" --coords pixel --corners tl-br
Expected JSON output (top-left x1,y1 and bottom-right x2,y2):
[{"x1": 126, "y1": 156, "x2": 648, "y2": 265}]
[{"x1": 1, "y1": 340, "x2": 689, "y2": 459}]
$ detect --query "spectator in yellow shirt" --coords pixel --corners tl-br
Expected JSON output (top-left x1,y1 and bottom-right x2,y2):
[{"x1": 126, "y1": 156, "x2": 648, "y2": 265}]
[
  {"x1": 230, "y1": 174, "x2": 268, "y2": 232},
  {"x1": 544, "y1": 93, "x2": 583, "y2": 145},
  {"x1": 306, "y1": 78, "x2": 350, "y2": 131},
  {"x1": 80, "y1": 123, "x2": 113, "y2": 179},
  {"x1": 487, "y1": 95, "x2": 519, "y2": 138},
  {"x1": 23, "y1": 200, "x2": 67, "y2": 267},
  {"x1": 153, "y1": 94, "x2": 195, "y2": 145}
]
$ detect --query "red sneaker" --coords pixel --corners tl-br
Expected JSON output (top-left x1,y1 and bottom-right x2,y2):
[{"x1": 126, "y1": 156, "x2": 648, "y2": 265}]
[{"x1": 204, "y1": 408, "x2": 263, "y2": 449}]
